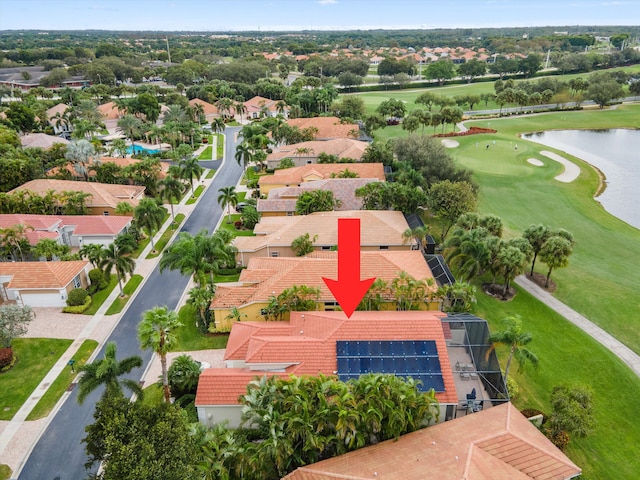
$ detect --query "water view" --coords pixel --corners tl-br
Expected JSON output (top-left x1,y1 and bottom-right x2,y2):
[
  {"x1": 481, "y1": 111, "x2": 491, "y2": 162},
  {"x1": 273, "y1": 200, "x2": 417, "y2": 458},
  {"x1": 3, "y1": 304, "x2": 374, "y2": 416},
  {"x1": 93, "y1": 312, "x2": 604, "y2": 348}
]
[{"x1": 523, "y1": 129, "x2": 640, "y2": 230}]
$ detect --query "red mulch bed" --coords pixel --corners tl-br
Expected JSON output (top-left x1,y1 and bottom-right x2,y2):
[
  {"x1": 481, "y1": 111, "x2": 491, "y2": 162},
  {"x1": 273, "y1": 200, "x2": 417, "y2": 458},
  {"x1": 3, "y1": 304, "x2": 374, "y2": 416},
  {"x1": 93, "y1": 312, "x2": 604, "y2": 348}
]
[{"x1": 433, "y1": 126, "x2": 497, "y2": 138}]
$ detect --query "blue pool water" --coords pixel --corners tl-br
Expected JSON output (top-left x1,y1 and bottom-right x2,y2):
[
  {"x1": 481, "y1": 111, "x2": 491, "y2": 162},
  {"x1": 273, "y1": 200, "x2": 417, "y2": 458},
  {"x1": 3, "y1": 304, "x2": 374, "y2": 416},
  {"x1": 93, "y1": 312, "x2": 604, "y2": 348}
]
[{"x1": 127, "y1": 145, "x2": 161, "y2": 155}]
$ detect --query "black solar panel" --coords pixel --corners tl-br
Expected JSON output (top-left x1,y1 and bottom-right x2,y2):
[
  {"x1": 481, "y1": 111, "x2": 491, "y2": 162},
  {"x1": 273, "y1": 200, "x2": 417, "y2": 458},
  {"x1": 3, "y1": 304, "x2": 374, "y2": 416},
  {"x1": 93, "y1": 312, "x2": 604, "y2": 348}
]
[{"x1": 336, "y1": 340, "x2": 445, "y2": 392}]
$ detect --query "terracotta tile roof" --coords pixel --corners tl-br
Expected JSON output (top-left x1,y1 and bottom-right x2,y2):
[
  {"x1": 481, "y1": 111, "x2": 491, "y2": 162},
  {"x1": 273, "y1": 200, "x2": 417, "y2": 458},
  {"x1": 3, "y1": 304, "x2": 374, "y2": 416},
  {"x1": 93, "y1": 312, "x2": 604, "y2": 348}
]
[
  {"x1": 244, "y1": 95, "x2": 279, "y2": 114},
  {"x1": 20, "y1": 133, "x2": 70, "y2": 150},
  {"x1": 198, "y1": 310, "x2": 456, "y2": 406},
  {"x1": 24, "y1": 230, "x2": 59, "y2": 245},
  {"x1": 97, "y1": 101, "x2": 120, "y2": 120},
  {"x1": 9, "y1": 180, "x2": 145, "y2": 209},
  {"x1": 266, "y1": 139, "x2": 368, "y2": 163},
  {"x1": 195, "y1": 369, "x2": 291, "y2": 405},
  {"x1": 189, "y1": 98, "x2": 219, "y2": 115},
  {"x1": 257, "y1": 178, "x2": 380, "y2": 213},
  {"x1": 283, "y1": 402, "x2": 581, "y2": 480},
  {"x1": 0, "y1": 260, "x2": 89, "y2": 289},
  {"x1": 286, "y1": 117, "x2": 359, "y2": 140},
  {"x1": 0, "y1": 214, "x2": 60, "y2": 230},
  {"x1": 211, "y1": 250, "x2": 433, "y2": 309},
  {"x1": 45, "y1": 103, "x2": 69, "y2": 120},
  {"x1": 56, "y1": 215, "x2": 132, "y2": 235},
  {"x1": 235, "y1": 210, "x2": 412, "y2": 253},
  {"x1": 258, "y1": 163, "x2": 385, "y2": 187}
]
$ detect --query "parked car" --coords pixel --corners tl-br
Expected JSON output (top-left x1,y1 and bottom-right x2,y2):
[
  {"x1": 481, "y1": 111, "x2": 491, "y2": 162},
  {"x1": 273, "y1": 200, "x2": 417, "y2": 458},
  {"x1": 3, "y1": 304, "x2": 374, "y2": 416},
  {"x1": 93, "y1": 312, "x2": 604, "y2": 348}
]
[{"x1": 236, "y1": 202, "x2": 249, "y2": 212}]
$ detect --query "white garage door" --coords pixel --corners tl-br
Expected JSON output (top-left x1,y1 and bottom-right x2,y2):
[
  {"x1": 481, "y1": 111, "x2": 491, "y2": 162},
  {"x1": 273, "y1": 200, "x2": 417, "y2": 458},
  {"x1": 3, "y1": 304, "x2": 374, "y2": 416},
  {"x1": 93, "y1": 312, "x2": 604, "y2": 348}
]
[{"x1": 20, "y1": 292, "x2": 65, "y2": 308}]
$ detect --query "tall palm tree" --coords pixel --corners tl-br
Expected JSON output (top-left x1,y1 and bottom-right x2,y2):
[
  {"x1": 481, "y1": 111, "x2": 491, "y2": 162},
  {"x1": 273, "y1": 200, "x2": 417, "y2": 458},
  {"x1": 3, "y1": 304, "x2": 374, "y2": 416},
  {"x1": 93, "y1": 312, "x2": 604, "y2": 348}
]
[
  {"x1": 179, "y1": 156, "x2": 204, "y2": 196},
  {"x1": 402, "y1": 225, "x2": 430, "y2": 251},
  {"x1": 159, "y1": 175, "x2": 185, "y2": 223},
  {"x1": 138, "y1": 306, "x2": 182, "y2": 403},
  {"x1": 99, "y1": 242, "x2": 135, "y2": 296},
  {"x1": 117, "y1": 114, "x2": 143, "y2": 153},
  {"x1": 234, "y1": 142, "x2": 253, "y2": 172},
  {"x1": 217, "y1": 186, "x2": 238, "y2": 224},
  {"x1": 163, "y1": 104, "x2": 188, "y2": 124},
  {"x1": 539, "y1": 235, "x2": 573, "y2": 288},
  {"x1": 79, "y1": 243, "x2": 103, "y2": 268},
  {"x1": 210, "y1": 117, "x2": 226, "y2": 135},
  {"x1": 1, "y1": 223, "x2": 33, "y2": 261},
  {"x1": 488, "y1": 315, "x2": 539, "y2": 381},
  {"x1": 65, "y1": 139, "x2": 97, "y2": 181},
  {"x1": 188, "y1": 284, "x2": 216, "y2": 329},
  {"x1": 76, "y1": 341, "x2": 143, "y2": 405},
  {"x1": 133, "y1": 198, "x2": 166, "y2": 251}
]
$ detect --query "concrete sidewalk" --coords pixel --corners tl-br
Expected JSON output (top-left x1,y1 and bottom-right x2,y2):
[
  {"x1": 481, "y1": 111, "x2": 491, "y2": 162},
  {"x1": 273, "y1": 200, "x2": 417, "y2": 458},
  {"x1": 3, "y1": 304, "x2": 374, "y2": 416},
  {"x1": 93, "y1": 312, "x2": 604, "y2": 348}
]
[{"x1": 515, "y1": 275, "x2": 640, "y2": 377}]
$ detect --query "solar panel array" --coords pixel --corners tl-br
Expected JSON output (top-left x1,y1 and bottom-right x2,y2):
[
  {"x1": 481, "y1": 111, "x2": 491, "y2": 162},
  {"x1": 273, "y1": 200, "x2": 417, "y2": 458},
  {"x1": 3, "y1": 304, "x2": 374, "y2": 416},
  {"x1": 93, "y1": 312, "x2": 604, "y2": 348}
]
[{"x1": 336, "y1": 340, "x2": 445, "y2": 392}]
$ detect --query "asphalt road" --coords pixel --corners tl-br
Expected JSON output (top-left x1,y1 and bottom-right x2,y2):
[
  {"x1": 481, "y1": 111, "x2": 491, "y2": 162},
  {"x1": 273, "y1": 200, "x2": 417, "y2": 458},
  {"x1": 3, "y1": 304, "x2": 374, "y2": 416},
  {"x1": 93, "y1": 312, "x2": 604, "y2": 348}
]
[{"x1": 17, "y1": 126, "x2": 244, "y2": 480}]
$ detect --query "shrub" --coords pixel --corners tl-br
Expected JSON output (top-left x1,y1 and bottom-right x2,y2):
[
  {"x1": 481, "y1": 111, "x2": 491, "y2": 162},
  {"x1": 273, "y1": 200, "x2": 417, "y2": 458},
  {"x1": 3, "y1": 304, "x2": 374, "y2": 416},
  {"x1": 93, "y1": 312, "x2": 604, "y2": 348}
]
[
  {"x1": 0, "y1": 346, "x2": 15, "y2": 371},
  {"x1": 88, "y1": 268, "x2": 107, "y2": 294},
  {"x1": 208, "y1": 324, "x2": 232, "y2": 334},
  {"x1": 547, "y1": 429, "x2": 571, "y2": 451},
  {"x1": 67, "y1": 288, "x2": 89, "y2": 307},
  {"x1": 62, "y1": 295, "x2": 92, "y2": 313},
  {"x1": 506, "y1": 376, "x2": 519, "y2": 399},
  {"x1": 234, "y1": 220, "x2": 243, "y2": 229}
]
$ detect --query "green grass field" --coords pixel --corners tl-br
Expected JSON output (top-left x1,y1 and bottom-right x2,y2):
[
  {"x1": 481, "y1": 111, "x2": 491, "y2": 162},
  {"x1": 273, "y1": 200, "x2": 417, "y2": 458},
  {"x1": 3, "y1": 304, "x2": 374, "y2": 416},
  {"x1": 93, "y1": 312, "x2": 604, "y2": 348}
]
[
  {"x1": 0, "y1": 465, "x2": 11, "y2": 480},
  {"x1": 354, "y1": 65, "x2": 640, "y2": 116},
  {"x1": 146, "y1": 213, "x2": 186, "y2": 259},
  {"x1": 219, "y1": 213, "x2": 255, "y2": 237},
  {"x1": 373, "y1": 102, "x2": 640, "y2": 478},
  {"x1": 105, "y1": 274, "x2": 144, "y2": 315},
  {"x1": 26, "y1": 339, "x2": 98, "y2": 420},
  {"x1": 186, "y1": 185, "x2": 205, "y2": 205},
  {"x1": 0, "y1": 338, "x2": 72, "y2": 420},
  {"x1": 84, "y1": 274, "x2": 118, "y2": 315},
  {"x1": 198, "y1": 146, "x2": 213, "y2": 160},
  {"x1": 172, "y1": 305, "x2": 229, "y2": 351}
]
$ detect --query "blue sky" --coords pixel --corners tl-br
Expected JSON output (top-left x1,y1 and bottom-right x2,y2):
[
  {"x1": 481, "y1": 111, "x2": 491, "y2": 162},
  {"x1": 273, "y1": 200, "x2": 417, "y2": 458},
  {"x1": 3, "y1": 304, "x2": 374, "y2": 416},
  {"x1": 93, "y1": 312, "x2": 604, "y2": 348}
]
[{"x1": 1, "y1": 0, "x2": 638, "y2": 31}]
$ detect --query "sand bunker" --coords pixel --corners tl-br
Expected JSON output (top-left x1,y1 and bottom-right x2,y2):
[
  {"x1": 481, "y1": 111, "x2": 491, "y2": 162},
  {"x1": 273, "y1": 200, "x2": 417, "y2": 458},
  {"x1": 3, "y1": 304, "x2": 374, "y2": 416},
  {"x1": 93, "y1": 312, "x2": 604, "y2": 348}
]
[
  {"x1": 527, "y1": 158, "x2": 544, "y2": 166},
  {"x1": 441, "y1": 139, "x2": 460, "y2": 148},
  {"x1": 540, "y1": 150, "x2": 580, "y2": 183}
]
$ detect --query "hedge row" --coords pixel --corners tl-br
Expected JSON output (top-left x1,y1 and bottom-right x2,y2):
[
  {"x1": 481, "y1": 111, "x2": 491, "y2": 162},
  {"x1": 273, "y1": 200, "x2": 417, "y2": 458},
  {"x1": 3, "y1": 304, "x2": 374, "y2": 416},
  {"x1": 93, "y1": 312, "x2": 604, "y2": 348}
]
[{"x1": 62, "y1": 295, "x2": 92, "y2": 314}]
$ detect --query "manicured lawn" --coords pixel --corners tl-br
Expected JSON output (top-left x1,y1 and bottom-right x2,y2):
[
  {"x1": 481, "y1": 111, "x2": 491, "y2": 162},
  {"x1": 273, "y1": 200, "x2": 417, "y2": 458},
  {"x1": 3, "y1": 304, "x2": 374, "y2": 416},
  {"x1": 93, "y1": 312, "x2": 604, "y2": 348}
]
[
  {"x1": 452, "y1": 105, "x2": 640, "y2": 353},
  {"x1": 213, "y1": 272, "x2": 240, "y2": 283},
  {"x1": 146, "y1": 213, "x2": 185, "y2": 259},
  {"x1": 172, "y1": 304, "x2": 229, "y2": 351},
  {"x1": 84, "y1": 274, "x2": 118, "y2": 315},
  {"x1": 219, "y1": 213, "x2": 255, "y2": 237},
  {"x1": 0, "y1": 465, "x2": 11, "y2": 480},
  {"x1": 105, "y1": 274, "x2": 144, "y2": 315},
  {"x1": 205, "y1": 168, "x2": 216, "y2": 179},
  {"x1": 198, "y1": 146, "x2": 213, "y2": 160},
  {"x1": 215, "y1": 133, "x2": 224, "y2": 159},
  {"x1": 474, "y1": 283, "x2": 640, "y2": 480},
  {"x1": 141, "y1": 383, "x2": 164, "y2": 405},
  {"x1": 354, "y1": 65, "x2": 640, "y2": 115},
  {"x1": 0, "y1": 338, "x2": 72, "y2": 420},
  {"x1": 186, "y1": 185, "x2": 205, "y2": 205},
  {"x1": 26, "y1": 340, "x2": 98, "y2": 420}
]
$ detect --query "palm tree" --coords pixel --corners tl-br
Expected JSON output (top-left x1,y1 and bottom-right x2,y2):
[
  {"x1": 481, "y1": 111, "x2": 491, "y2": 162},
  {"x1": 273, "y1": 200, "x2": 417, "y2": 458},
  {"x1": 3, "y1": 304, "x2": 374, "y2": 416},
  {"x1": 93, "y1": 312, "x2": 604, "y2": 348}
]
[
  {"x1": 488, "y1": 315, "x2": 539, "y2": 381},
  {"x1": 402, "y1": 225, "x2": 430, "y2": 251},
  {"x1": 99, "y1": 242, "x2": 135, "y2": 296},
  {"x1": 496, "y1": 245, "x2": 527, "y2": 297},
  {"x1": 210, "y1": 117, "x2": 226, "y2": 135},
  {"x1": 1, "y1": 223, "x2": 33, "y2": 261},
  {"x1": 188, "y1": 284, "x2": 217, "y2": 329},
  {"x1": 138, "y1": 306, "x2": 182, "y2": 403},
  {"x1": 225, "y1": 306, "x2": 247, "y2": 324},
  {"x1": 163, "y1": 104, "x2": 188, "y2": 124},
  {"x1": 133, "y1": 198, "x2": 166, "y2": 252},
  {"x1": 234, "y1": 142, "x2": 253, "y2": 172},
  {"x1": 117, "y1": 114, "x2": 143, "y2": 154},
  {"x1": 539, "y1": 235, "x2": 574, "y2": 288},
  {"x1": 217, "y1": 186, "x2": 238, "y2": 224},
  {"x1": 159, "y1": 175, "x2": 185, "y2": 223},
  {"x1": 65, "y1": 139, "x2": 97, "y2": 181},
  {"x1": 179, "y1": 156, "x2": 204, "y2": 196},
  {"x1": 79, "y1": 243, "x2": 103, "y2": 268},
  {"x1": 523, "y1": 224, "x2": 551, "y2": 277},
  {"x1": 76, "y1": 341, "x2": 143, "y2": 405}
]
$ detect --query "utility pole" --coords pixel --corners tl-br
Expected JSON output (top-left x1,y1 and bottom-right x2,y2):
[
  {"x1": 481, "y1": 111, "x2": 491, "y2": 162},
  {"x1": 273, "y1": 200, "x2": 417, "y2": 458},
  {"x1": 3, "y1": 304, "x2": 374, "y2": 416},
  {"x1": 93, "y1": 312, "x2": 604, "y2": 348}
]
[{"x1": 166, "y1": 37, "x2": 171, "y2": 64}]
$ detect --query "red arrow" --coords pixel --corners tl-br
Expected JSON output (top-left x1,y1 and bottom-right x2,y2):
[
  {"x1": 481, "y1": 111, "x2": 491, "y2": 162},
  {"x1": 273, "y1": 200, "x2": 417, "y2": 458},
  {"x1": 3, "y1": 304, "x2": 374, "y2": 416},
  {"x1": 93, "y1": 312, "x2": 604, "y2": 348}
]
[{"x1": 322, "y1": 218, "x2": 376, "y2": 318}]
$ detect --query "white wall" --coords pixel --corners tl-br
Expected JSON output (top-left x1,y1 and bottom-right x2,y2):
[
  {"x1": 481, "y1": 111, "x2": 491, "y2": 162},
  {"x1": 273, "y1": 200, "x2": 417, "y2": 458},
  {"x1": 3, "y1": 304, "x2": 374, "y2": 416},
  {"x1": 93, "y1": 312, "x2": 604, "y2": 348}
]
[{"x1": 197, "y1": 405, "x2": 244, "y2": 429}]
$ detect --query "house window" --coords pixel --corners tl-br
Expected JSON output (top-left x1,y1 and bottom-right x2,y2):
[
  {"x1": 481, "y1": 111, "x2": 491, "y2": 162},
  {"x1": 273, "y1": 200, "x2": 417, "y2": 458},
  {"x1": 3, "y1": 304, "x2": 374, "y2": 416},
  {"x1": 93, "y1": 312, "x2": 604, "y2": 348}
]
[
  {"x1": 73, "y1": 274, "x2": 82, "y2": 288},
  {"x1": 103, "y1": 211, "x2": 109, "y2": 216},
  {"x1": 321, "y1": 246, "x2": 331, "y2": 251},
  {"x1": 271, "y1": 252, "x2": 279, "y2": 257},
  {"x1": 379, "y1": 245, "x2": 389, "y2": 250},
  {"x1": 287, "y1": 211, "x2": 294, "y2": 216}
]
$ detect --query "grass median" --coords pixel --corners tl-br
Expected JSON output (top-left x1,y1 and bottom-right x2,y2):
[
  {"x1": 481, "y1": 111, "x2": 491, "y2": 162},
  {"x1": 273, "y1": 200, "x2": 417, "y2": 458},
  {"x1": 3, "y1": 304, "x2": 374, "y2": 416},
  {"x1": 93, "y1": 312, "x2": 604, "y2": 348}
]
[
  {"x1": 0, "y1": 338, "x2": 72, "y2": 421},
  {"x1": 146, "y1": 213, "x2": 185, "y2": 259},
  {"x1": 186, "y1": 185, "x2": 205, "y2": 205},
  {"x1": 26, "y1": 339, "x2": 98, "y2": 420},
  {"x1": 105, "y1": 274, "x2": 144, "y2": 315},
  {"x1": 84, "y1": 275, "x2": 118, "y2": 315}
]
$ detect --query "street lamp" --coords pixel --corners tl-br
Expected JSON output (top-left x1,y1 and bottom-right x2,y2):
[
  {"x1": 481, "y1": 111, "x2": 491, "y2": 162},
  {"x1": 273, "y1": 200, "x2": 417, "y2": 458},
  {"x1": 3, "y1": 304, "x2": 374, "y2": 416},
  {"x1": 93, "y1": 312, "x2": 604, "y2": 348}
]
[{"x1": 97, "y1": 73, "x2": 102, "y2": 85}]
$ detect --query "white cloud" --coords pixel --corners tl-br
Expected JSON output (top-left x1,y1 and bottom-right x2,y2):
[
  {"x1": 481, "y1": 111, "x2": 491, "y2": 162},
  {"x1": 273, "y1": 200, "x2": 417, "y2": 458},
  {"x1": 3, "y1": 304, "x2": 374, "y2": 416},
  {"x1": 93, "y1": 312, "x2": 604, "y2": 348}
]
[{"x1": 317, "y1": 0, "x2": 338, "y2": 5}]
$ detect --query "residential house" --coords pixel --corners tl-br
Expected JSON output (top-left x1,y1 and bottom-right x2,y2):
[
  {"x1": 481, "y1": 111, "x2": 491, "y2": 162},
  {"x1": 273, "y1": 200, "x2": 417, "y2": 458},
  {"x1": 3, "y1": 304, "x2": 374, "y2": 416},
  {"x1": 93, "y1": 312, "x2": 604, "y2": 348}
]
[
  {"x1": 9, "y1": 179, "x2": 145, "y2": 216},
  {"x1": 46, "y1": 156, "x2": 170, "y2": 181},
  {"x1": 0, "y1": 66, "x2": 89, "y2": 92},
  {"x1": 0, "y1": 214, "x2": 133, "y2": 251},
  {"x1": 265, "y1": 138, "x2": 368, "y2": 169},
  {"x1": 234, "y1": 210, "x2": 414, "y2": 266},
  {"x1": 188, "y1": 98, "x2": 219, "y2": 123},
  {"x1": 20, "y1": 133, "x2": 69, "y2": 150},
  {"x1": 196, "y1": 310, "x2": 458, "y2": 428},
  {"x1": 0, "y1": 260, "x2": 91, "y2": 307},
  {"x1": 45, "y1": 103, "x2": 72, "y2": 137},
  {"x1": 257, "y1": 178, "x2": 380, "y2": 216},
  {"x1": 244, "y1": 95, "x2": 286, "y2": 119},
  {"x1": 285, "y1": 116, "x2": 359, "y2": 140},
  {"x1": 210, "y1": 250, "x2": 438, "y2": 328},
  {"x1": 258, "y1": 163, "x2": 385, "y2": 194},
  {"x1": 283, "y1": 402, "x2": 581, "y2": 480}
]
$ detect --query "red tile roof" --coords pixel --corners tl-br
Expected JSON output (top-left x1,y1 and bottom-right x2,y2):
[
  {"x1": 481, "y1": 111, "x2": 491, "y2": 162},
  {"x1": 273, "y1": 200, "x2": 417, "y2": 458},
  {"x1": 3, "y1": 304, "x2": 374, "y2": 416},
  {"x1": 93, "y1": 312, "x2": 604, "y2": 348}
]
[
  {"x1": 197, "y1": 310, "x2": 457, "y2": 406},
  {"x1": 283, "y1": 402, "x2": 581, "y2": 480},
  {"x1": 286, "y1": 117, "x2": 359, "y2": 140},
  {"x1": 0, "y1": 260, "x2": 89, "y2": 289},
  {"x1": 258, "y1": 163, "x2": 385, "y2": 187},
  {"x1": 266, "y1": 138, "x2": 368, "y2": 163}
]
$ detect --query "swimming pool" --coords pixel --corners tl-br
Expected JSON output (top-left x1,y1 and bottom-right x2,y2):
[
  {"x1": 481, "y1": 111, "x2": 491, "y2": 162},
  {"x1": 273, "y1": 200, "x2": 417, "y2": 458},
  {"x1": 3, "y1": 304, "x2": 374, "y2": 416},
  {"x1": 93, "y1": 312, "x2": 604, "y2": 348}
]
[{"x1": 127, "y1": 145, "x2": 161, "y2": 155}]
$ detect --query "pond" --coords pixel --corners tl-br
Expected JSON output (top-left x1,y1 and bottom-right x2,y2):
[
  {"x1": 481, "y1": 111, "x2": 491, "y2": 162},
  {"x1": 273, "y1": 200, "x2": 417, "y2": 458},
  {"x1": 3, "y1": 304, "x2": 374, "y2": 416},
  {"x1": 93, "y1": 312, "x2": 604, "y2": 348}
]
[{"x1": 523, "y1": 129, "x2": 640, "y2": 230}]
